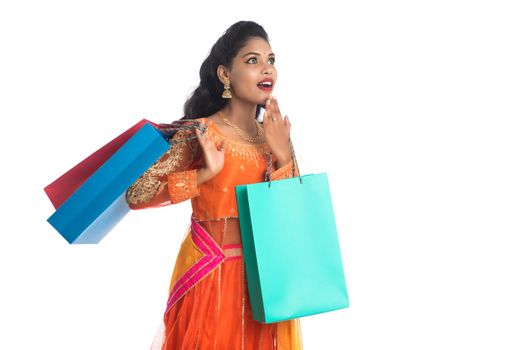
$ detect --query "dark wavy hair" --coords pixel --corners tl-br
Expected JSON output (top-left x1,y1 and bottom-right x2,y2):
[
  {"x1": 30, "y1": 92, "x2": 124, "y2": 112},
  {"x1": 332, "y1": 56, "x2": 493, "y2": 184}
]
[{"x1": 180, "y1": 21, "x2": 270, "y2": 121}]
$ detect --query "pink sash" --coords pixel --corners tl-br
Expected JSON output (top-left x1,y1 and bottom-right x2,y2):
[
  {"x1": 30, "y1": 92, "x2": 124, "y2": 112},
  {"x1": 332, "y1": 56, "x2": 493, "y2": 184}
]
[{"x1": 163, "y1": 218, "x2": 242, "y2": 317}]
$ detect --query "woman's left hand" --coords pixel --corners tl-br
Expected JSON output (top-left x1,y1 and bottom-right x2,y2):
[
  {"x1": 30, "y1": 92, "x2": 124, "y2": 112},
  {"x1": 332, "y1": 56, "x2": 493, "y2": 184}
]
[{"x1": 263, "y1": 95, "x2": 292, "y2": 167}]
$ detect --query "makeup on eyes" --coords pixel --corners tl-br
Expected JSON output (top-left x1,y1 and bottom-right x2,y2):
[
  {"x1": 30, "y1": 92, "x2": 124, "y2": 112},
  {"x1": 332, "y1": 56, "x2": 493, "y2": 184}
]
[{"x1": 246, "y1": 57, "x2": 275, "y2": 64}]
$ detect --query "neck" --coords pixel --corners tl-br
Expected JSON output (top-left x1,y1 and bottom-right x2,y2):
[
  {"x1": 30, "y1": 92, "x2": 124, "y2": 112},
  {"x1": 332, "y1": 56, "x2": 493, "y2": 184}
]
[{"x1": 220, "y1": 99, "x2": 258, "y2": 131}]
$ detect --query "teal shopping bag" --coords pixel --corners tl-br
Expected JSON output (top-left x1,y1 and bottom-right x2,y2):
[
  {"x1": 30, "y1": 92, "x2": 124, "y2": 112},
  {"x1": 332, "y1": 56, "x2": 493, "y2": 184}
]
[{"x1": 236, "y1": 149, "x2": 349, "y2": 323}]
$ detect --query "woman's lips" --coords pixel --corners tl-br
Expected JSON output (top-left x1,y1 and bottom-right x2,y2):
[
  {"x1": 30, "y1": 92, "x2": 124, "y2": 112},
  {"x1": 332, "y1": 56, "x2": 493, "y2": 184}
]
[{"x1": 257, "y1": 84, "x2": 273, "y2": 91}]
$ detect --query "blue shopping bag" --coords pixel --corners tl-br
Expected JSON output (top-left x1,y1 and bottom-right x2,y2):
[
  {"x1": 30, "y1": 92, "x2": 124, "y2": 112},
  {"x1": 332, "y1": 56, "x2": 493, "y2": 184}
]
[
  {"x1": 236, "y1": 148, "x2": 349, "y2": 323},
  {"x1": 47, "y1": 123, "x2": 170, "y2": 244}
]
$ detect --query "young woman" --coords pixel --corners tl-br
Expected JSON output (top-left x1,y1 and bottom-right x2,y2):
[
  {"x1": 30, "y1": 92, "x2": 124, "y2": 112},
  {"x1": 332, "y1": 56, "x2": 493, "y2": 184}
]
[{"x1": 126, "y1": 21, "x2": 303, "y2": 349}]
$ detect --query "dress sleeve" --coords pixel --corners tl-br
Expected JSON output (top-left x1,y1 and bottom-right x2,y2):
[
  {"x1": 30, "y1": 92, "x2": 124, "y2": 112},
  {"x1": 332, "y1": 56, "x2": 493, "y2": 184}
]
[
  {"x1": 125, "y1": 127, "x2": 203, "y2": 210},
  {"x1": 269, "y1": 156, "x2": 300, "y2": 181}
]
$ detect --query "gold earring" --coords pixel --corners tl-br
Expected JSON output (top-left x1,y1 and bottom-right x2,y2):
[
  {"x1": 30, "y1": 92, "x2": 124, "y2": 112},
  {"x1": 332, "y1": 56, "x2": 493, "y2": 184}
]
[{"x1": 222, "y1": 79, "x2": 232, "y2": 99}]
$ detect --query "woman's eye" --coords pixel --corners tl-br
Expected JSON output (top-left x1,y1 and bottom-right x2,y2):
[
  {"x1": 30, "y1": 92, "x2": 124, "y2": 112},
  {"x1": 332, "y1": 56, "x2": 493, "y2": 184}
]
[{"x1": 247, "y1": 57, "x2": 276, "y2": 64}]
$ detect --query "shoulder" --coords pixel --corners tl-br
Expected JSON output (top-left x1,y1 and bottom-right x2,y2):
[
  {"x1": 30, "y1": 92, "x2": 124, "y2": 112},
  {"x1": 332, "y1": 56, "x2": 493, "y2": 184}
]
[
  {"x1": 206, "y1": 114, "x2": 222, "y2": 126},
  {"x1": 168, "y1": 117, "x2": 208, "y2": 140}
]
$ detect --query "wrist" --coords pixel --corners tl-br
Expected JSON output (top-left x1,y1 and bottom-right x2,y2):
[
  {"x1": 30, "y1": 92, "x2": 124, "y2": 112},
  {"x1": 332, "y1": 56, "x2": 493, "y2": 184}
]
[
  {"x1": 197, "y1": 167, "x2": 216, "y2": 185},
  {"x1": 275, "y1": 153, "x2": 292, "y2": 169}
]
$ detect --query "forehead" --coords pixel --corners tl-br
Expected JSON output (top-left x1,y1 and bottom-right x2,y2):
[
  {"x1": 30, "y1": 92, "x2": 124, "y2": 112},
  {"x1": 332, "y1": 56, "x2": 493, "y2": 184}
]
[{"x1": 236, "y1": 37, "x2": 273, "y2": 58}]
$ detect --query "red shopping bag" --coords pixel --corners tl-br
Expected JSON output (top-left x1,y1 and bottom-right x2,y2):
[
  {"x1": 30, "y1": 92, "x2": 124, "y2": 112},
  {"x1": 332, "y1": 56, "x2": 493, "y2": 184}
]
[{"x1": 44, "y1": 119, "x2": 158, "y2": 209}]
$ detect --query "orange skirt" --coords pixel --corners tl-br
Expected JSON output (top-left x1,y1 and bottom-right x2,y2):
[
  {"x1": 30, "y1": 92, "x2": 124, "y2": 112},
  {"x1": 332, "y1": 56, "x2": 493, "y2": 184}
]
[{"x1": 150, "y1": 217, "x2": 303, "y2": 350}]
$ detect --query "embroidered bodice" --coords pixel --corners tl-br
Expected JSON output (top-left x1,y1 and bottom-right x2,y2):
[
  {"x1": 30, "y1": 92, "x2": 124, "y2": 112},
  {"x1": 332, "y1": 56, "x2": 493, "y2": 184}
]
[{"x1": 125, "y1": 117, "x2": 297, "y2": 245}]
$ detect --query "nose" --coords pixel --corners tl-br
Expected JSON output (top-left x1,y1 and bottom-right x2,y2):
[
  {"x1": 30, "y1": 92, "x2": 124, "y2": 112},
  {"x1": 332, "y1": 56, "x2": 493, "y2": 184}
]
[{"x1": 262, "y1": 62, "x2": 274, "y2": 75}]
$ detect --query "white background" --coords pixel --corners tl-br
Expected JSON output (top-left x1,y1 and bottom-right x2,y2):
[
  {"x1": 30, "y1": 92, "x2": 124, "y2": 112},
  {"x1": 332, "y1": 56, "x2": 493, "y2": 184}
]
[{"x1": 1, "y1": 0, "x2": 523, "y2": 349}]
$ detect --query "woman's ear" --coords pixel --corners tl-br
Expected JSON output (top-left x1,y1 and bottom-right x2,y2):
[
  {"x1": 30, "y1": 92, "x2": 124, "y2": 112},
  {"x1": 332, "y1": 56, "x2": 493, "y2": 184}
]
[{"x1": 216, "y1": 65, "x2": 229, "y2": 84}]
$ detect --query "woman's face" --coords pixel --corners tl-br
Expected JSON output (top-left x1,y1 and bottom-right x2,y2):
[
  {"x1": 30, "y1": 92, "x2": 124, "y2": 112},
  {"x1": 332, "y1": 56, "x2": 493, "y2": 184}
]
[{"x1": 221, "y1": 37, "x2": 277, "y2": 106}]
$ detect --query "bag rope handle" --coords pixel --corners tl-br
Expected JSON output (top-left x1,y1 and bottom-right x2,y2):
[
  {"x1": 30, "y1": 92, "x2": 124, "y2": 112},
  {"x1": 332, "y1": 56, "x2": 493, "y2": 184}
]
[
  {"x1": 155, "y1": 119, "x2": 208, "y2": 144},
  {"x1": 264, "y1": 137, "x2": 303, "y2": 188}
]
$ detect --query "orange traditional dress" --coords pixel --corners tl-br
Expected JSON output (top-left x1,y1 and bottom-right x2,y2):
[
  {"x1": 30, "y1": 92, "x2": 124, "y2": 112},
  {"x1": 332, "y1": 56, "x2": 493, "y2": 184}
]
[{"x1": 125, "y1": 117, "x2": 303, "y2": 350}]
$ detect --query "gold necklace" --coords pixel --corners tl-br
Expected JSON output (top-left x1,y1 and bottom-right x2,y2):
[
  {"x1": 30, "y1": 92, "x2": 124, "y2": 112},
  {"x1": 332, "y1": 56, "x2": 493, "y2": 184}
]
[{"x1": 217, "y1": 111, "x2": 264, "y2": 143}]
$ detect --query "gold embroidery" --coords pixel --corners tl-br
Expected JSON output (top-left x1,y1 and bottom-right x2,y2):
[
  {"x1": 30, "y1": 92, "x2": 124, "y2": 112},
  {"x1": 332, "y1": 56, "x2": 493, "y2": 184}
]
[
  {"x1": 223, "y1": 247, "x2": 242, "y2": 258},
  {"x1": 221, "y1": 217, "x2": 227, "y2": 246},
  {"x1": 125, "y1": 175, "x2": 163, "y2": 205},
  {"x1": 125, "y1": 129, "x2": 199, "y2": 205},
  {"x1": 167, "y1": 170, "x2": 199, "y2": 204},
  {"x1": 205, "y1": 124, "x2": 271, "y2": 163}
]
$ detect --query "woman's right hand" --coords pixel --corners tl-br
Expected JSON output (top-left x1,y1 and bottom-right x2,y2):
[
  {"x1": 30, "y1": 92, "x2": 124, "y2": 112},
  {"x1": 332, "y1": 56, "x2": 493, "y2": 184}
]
[{"x1": 195, "y1": 119, "x2": 225, "y2": 185}]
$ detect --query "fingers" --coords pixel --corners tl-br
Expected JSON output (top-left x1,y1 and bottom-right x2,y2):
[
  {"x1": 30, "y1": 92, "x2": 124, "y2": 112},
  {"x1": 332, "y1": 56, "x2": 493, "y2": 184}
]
[
  {"x1": 195, "y1": 120, "x2": 210, "y2": 147},
  {"x1": 264, "y1": 98, "x2": 271, "y2": 124},
  {"x1": 284, "y1": 115, "x2": 292, "y2": 131},
  {"x1": 271, "y1": 95, "x2": 283, "y2": 123},
  {"x1": 195, "y1": 123, "x2": 204, "y2": 141},
  {"x1": 196, "y1": 121, "x2": 225, "y2": 153},
  {"x1": 195, "y1": 119, "x2": 203, "y2": 133},
  {"x1": 218, "y1": 139, "x2": 226, "y2": 152},
  {"x1": 264, "y1": 95, "x2": 283, "y2": 125}
]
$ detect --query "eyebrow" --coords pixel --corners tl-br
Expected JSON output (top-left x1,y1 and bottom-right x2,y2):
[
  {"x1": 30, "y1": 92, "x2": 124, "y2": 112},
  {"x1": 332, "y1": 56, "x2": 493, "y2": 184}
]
[{"x1": 241, "y1": 52, "x2": 275, "y2": 58}]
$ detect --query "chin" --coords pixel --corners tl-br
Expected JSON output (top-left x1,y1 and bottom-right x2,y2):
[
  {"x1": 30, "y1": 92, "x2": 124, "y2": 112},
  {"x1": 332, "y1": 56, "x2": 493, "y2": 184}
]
[{"x1": 257, "y1": 94, "x2": 272, "y2": 106}]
